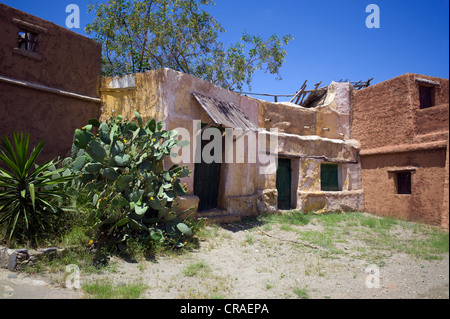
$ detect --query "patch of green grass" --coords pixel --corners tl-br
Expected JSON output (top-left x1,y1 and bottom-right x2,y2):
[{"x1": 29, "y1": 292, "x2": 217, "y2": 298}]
[
  {"x1": 315, "y1": 212, "x2": 355, "y2": 227},
  {"x1": 182, "y1": 260, "x2": 210, "y2": 277},
  {"x1": 293, "y1": 286, "x2": 309, "y2": 299},
  {"x1": 257, "y1": 211, "x2": 449, "y2": 264},
  {"x1": 82, "y1": 280, "x2": 147, "y2": 299},
  {"x1": 57, "y1": 226, "x2": 91, "y2": 247},
  {"x1": 308, "y1": 212, "x2": 449, "y2": 262},
  {"x1": 19, "y1": 246, "x2": 111, "y2": 275},
  {"x1": 360, "y1": 217, "x2": 379, "y2": 229},
  {"x1": 430, "y1": 232, "x2": 450, "y2": 251},
  {"x1": 260, "y1": 211, "x2": 311, "y2": 226},
  {"x1": 401, "y1": 231, "x2": 449, "y2": 260},
  {"x1": 280, "y1": 224, "x2": 294, "y2": 232},
  {"x1": 196, "y1": 224, "x2": 220, "y2": 239},
  {"x1": 265, "y1": 283, "x2": 274, "y2": 290},
  {"x1": 378, "y1": 217, "x2": 399, "y2": 229},
  {"x1": 299, "y1": 230, "x2": 334, "y2": 250},
  {"x1": 195, "y1": 212, "x2": 448, "y2": 268},
  {"x1": 245, "y1": 234, "x2": 254, "y2": 245},
  {"x1": 345, "y1": 220, "x2": 359, "y2": 227}
]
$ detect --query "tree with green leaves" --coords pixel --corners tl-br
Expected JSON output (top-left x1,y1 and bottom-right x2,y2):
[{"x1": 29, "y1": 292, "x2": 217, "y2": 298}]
[{"x1": 86, "y1": 0, "x2": 293, "y2": 91}]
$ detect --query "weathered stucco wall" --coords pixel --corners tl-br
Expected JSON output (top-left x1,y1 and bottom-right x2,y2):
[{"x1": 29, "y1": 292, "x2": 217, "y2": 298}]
[
  {"x1": 352, "y1": 73, "x2": 449, "y2": 228},
  {"x1": 100, "y1": 68, "x2": 364, "y2": 219},
  {"x1": 100, "y1": 72, "x2": 165, "y2": 124},
  {"x1": 160, "y1": 69, "x2": 262, "y2": 218},
  {"x1": 0, "y1": 4, "x2": 101, "y2": 163},
  {"x1": 259, "y1": 82, "x2": 354, "y2": 140},
  {"x1": 296, "y1": 158, "x2": 364, "y2": 213},
  {"x1": 269, "y1": 82, "x2": 364, "y2": 213},
  {"x1": 276, "y1": 132, "x2": 360, "y2": 163},
  {"x1": 101, "y1": 69, "x2": 263, "y2": 219}
]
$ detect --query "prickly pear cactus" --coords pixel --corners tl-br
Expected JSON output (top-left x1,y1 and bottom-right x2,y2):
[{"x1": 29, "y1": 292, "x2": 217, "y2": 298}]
[{"x1": 65, "y1": 111, "x2": 193, "y2": 248}]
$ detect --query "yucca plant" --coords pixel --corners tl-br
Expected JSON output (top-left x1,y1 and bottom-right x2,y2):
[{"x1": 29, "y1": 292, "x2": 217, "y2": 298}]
[{"x1": 0, "y1": 132, "x2": 75, "y2": 246}]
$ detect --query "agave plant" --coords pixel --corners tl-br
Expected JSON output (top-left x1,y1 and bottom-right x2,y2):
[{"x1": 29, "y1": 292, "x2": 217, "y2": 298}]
[{"x1": 0, "y1": 132, "x2": 75, "y2": 245}]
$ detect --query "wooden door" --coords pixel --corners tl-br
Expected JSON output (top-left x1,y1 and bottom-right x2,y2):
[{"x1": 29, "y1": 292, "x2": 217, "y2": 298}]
[
  {"x1": 194, "y1": 138, "x2": 221, "y2": 211},
  {"x1": 277, "y1": 158, "x2": 292, "y2": 210}
]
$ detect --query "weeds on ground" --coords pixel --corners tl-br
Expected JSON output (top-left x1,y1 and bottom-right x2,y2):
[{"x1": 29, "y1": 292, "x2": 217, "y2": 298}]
[
  {"x1": 259, "y1": 211, "x2": 311, "y2": 227},
  {"x1": 293, "y1": 286, "x2": 309, "y2": 299},
  {"x1": 178, "y1": 260, "x2": 232, "y2": 299},
  {"x1": 16, "y1": 215, "x2": 205, "y2": 276},
  {"x1": 182, "y1": 260, "x2": 210, "y2": 277},
  {"x1": 82, "y1": 280, "x2": 147, "y2": 299},
  {"x1": 254, "y1": 211, "x2": 449, "y2": 265}
]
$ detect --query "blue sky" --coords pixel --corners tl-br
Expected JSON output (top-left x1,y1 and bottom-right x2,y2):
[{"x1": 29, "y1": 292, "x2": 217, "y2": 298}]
[{"x1": 2, "y1": 0, "x2": 449, "y2": 101}]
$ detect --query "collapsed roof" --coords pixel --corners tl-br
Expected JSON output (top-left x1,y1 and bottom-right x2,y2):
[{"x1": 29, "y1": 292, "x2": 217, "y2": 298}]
[{"x1": 289, "y1": 78, "x2": 373, "y2": 108}]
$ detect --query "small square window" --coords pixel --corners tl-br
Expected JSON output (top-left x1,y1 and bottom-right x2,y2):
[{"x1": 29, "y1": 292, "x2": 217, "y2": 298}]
[
  {"x1": 419, "y1": 85, "x2": 434, "y2": 109},
  {"x1": 18, "y1": 29, "x2": 38, "y2": 52},
  {"x1": 396, "y1": 172, "x2": 411, "y2": 194}
]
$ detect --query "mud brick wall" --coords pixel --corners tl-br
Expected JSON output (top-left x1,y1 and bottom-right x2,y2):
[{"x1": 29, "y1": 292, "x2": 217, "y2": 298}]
[
  {"x1": 352, "y1": 73, "x2": 449, "y2": 229},
  {"x1": 0, "y1": 4, "x2": 101, "y2": 163}
]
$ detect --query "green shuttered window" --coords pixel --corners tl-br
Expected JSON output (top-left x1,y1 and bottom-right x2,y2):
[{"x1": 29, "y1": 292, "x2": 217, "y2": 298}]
[{"x1": 321, "y1": 163, "x2": 339, "y2": 191}]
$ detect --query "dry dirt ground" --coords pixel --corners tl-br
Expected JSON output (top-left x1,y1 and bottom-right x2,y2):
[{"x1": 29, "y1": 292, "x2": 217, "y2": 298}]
[{"x1": 1, "y1": 213, "x2": 449, "y2": 299}]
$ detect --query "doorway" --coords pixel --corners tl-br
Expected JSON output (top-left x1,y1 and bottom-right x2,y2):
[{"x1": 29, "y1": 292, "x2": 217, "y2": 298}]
[
  {"x1": 194, "y1": 137, "x2": 221, "y2": 211},
  {"x1": 277, "y1": 158, "x2": 292, "y2": 210}
]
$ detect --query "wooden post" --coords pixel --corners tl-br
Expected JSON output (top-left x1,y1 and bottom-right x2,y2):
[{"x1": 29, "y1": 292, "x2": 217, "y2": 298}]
[{"x1": 290, "y1": 80, "x2": 307, "y2": 103}]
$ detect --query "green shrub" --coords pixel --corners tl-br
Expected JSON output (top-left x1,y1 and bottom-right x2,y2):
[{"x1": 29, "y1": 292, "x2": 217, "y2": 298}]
[
  {"x1": 0, "y1": 132, "x2": 75, "y2": 246},
  {"x1": 64, "y1": 111, "x2": 194, "y2": 254}
]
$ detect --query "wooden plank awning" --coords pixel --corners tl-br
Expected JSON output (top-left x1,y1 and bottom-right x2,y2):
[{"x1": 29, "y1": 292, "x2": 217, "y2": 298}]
[{"x1": 192, "y1": 92, "x2": 259, "y2": 131}]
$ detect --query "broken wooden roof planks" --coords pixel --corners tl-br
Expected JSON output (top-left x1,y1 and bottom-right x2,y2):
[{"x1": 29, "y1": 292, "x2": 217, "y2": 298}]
[{"x1": 192, "y1": 92, "x2": 259, "y2": 131}]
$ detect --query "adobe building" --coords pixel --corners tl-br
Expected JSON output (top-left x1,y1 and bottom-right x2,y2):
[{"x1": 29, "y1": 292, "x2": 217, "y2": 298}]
[
  {"x1": 352, "y1": 74, "x2": 449, "y2": 229},
  {"x1": 2, "y1": 5, "x2": 447, "y2": 229},
  {"x1": 0, "y1": 3, "x2": 102, "y2": 162},
  {"x1": 100, "y1": 69, "x2": 364, "y2": 222}
]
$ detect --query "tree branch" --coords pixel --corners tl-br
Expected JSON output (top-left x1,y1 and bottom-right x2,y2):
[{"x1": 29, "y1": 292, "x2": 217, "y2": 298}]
[{"x1": 138, "y1": 0, "x2": 154, "y2": 72}]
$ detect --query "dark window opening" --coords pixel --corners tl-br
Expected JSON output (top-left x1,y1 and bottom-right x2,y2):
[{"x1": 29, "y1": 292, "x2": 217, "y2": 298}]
[
  {"x1": 321, "y1": 163, "x2": 340, "y2": 191},
  {"x1": 18, "y1": 29, "x2": 38, "y2": 52},
  {"x1": 396, "y1": 172, "x2": 412, "y2": 194},
  {"x1": 419, "y1": 85, "x2": 434, "y2": 109}
]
